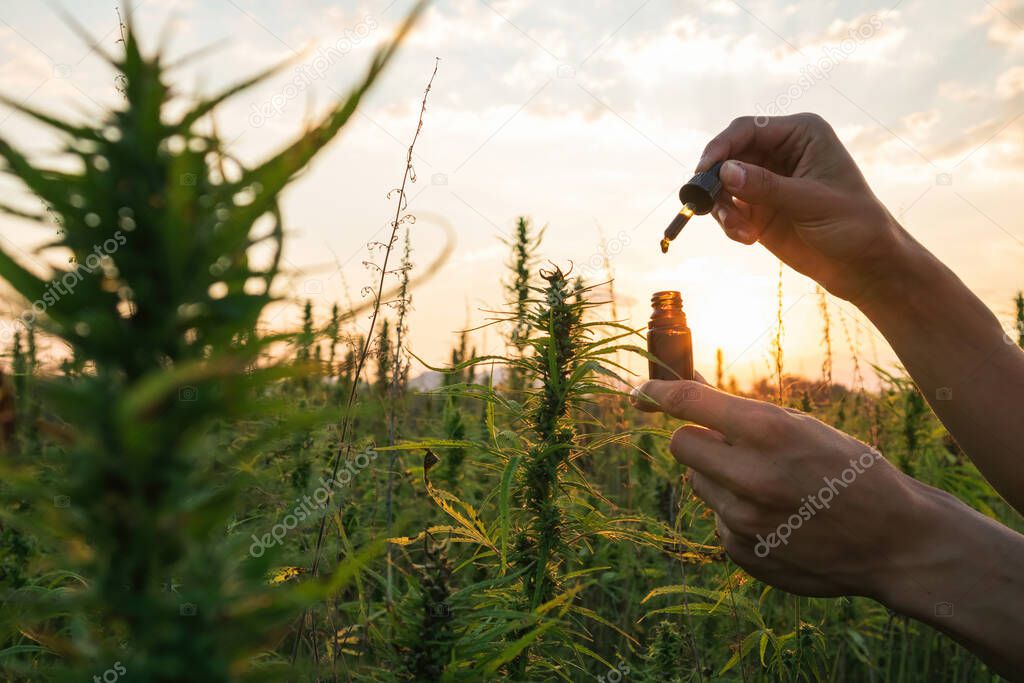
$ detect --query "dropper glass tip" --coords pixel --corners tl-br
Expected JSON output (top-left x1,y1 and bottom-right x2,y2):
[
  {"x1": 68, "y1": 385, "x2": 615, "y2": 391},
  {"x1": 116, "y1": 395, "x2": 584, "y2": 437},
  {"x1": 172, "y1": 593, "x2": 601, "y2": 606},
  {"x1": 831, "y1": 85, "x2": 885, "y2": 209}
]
[{"x1": 662, "y1": 207, "x2": 692, "y2": 250}]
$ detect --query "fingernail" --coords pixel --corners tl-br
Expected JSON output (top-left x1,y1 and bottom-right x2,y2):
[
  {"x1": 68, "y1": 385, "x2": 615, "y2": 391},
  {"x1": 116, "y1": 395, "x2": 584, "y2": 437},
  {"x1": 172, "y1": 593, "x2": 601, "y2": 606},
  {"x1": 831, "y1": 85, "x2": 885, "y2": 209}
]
[
  {"x1": 630, "y1": 383, "x2": 655, "y2": 408},
  {"x1": 720, "y1": 160, "x2": 745, "y2": 189},
  {"x1": 716, "y1": 207, "x2": 729, "y2": 225},
  {"x1": 695, "y1": 154, "x2": 708, "y2": 172}
]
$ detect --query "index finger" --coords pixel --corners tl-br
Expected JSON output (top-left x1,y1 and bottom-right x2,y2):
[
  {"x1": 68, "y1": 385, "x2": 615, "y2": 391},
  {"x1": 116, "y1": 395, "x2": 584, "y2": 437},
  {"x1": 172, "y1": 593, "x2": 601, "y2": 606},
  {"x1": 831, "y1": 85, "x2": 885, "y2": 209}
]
[
  {"x1": 696, "y1": 114, "x2": 807, "y2": 172},
  {"x1": 631, "y1": 379, "x2": 765, "y2": 441}
]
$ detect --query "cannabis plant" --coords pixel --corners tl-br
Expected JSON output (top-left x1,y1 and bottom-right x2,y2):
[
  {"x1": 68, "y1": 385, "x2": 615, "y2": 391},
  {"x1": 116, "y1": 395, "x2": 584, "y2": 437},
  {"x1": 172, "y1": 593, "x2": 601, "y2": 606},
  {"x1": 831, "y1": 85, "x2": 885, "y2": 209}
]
[
  {"x1": 400, "y1": 257, "x2": 720, "y2": 679},
  {"x1": 503, "y1": 216, "x2": 542, "y2": 393},
  {"x1": 512, "y1": 266, "x2": 586, "y2": 612},
  {"x1": 0, "y1": 8, "x2": 420, "y2": 681}
]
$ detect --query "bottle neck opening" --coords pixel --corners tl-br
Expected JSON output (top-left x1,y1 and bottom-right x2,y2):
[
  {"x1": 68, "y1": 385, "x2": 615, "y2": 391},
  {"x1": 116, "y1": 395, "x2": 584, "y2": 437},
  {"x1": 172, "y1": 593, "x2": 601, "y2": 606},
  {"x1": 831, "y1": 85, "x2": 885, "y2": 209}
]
[
  {"x1": 649, "y1": 290, "x2": 687, "y2": 328},
  {"x1": 651, "y1": 290, "x2": 683, "y2": 311}
]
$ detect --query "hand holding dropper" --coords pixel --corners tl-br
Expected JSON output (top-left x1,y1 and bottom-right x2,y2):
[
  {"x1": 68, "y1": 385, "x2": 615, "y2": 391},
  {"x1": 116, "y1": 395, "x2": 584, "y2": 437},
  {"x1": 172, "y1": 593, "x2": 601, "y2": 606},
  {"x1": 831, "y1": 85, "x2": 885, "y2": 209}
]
[{"x1": 660, "y1": 161, "x2": 725, "y2": 253}]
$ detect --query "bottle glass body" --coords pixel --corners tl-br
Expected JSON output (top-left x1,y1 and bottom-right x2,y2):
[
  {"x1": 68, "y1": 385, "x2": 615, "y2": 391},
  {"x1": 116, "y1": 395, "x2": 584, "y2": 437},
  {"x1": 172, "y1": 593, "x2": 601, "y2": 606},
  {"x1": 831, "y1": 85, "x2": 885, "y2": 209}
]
[{"x1": 647, "y1": 291, "x2": 693, "y2": 381}]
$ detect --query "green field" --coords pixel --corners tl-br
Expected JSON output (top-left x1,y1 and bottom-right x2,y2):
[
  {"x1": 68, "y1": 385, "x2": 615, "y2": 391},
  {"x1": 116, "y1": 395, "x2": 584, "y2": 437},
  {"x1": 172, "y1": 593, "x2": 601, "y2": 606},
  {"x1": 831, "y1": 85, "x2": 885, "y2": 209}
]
[{"x1": 0, "y1": 14, "x2": 1021, "y2": 683}]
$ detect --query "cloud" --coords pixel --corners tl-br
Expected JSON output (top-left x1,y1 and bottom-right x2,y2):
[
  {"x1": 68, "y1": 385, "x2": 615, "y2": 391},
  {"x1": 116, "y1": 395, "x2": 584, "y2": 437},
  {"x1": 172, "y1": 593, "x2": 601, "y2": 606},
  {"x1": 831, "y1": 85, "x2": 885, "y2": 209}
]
[
  {"x1": 795, "y1": 11, "x2": 907, "y2": 65},
  {"x1": 599, "y1": 8, "x2": 907, "y2": 89},
  {"x1": 996, "y1": 65, "x2": 1024, "y2": 99},
  {"x1": 600, "y1": 16, "x2": 783, "y2": 83},
  {"x1": 405, "y1": 0, "x2": 566, "y2": 57},
  {"x1": 706, "y1": 0, "x2": 739, "y2": 17},
  {"x1": 972, "y1": 0, "x2": 1024, "y2": 50},
  {"x1": 500, "y1": 52, "x2": 557, "y2": 88},
  {"x1": 939, "y1": 81, "x2": 989, "y2": 103},
  {"x1": 902, "y1": 109, "x2": 940, "y2": 138},
  {"x1": 406, "y1": 2, "x2": 503, "y2": 49},
  {"x1": 930, "y1": 113, "x2": 1024, "y2": 171},
  {"x1": 0, "y1": 33, "x2": 53, "y2": 89}
]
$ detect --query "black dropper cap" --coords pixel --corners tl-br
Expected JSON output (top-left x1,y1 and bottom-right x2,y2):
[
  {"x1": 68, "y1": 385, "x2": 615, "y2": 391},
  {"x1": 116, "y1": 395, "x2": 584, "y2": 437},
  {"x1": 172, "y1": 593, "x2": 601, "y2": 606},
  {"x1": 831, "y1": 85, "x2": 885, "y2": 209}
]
[
  {"x1": 679, "y1": 161, "x2": 724, "y2": 214},
  {"x1": 660, "y1": 161, "x2": 724, "y2": 253}
]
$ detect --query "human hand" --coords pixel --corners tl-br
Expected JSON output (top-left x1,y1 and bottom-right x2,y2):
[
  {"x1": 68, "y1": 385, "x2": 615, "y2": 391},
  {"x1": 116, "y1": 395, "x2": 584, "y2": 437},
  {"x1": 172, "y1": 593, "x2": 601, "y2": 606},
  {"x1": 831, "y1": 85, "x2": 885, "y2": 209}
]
[
  {"x1": 631, "y1": 378, "x2": 933, "y2": 599},
  {"x1": 697, "y1": 113, "x2": 916, "y2": 306}
]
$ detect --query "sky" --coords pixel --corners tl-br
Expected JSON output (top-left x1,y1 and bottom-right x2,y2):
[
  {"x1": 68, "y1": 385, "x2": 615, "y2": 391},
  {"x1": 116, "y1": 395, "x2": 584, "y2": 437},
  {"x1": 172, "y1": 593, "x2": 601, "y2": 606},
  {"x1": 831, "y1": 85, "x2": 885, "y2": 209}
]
[{"x1": 1, "y1": 0, "x2": 1022, "y2": 388}]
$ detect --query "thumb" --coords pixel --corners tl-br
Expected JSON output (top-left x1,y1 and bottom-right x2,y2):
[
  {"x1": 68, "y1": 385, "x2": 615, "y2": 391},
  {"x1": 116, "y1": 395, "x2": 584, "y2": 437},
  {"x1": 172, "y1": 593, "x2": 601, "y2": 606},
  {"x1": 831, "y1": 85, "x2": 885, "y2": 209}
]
[{"x1": 719, "y1": 159, "x2": 808, "y2": 209}]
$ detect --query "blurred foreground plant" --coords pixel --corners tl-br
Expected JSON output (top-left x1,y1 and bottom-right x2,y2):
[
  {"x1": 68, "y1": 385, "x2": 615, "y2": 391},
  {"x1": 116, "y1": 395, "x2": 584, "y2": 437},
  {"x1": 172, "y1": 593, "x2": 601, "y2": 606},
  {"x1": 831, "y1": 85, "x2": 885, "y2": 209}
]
[{"x1": 0, "y1": 7, "x2": 421, "y2": 681}]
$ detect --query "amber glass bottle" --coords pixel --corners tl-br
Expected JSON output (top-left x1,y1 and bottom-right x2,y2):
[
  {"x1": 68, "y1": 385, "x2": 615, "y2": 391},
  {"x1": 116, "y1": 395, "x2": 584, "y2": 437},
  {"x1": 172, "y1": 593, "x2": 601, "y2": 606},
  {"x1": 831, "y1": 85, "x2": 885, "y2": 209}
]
[{"x1": 647, "y1": 291, "x2": 693, "y2": 381}]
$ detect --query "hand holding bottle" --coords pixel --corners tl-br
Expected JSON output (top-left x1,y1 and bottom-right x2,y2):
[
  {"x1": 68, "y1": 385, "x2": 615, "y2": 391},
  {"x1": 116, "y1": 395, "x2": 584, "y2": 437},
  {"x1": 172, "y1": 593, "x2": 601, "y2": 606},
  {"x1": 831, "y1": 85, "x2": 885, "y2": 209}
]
[{"x1": 631, "y1": 377, "x2": 1024, "y2": 679}]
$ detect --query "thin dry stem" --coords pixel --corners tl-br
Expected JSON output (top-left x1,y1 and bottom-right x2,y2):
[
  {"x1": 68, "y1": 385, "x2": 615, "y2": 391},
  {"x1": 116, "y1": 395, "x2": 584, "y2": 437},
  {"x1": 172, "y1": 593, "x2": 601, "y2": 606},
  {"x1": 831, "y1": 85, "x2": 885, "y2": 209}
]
[
  {"x1": 292, "y1": 57, "x2": 440, "y2": 664},
  {"x1": 817, "y1": 285, "x2": 833, "y2": 390},
  {"x1": 771, "y1": 261, "x2": 785, "y2": 405}
]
